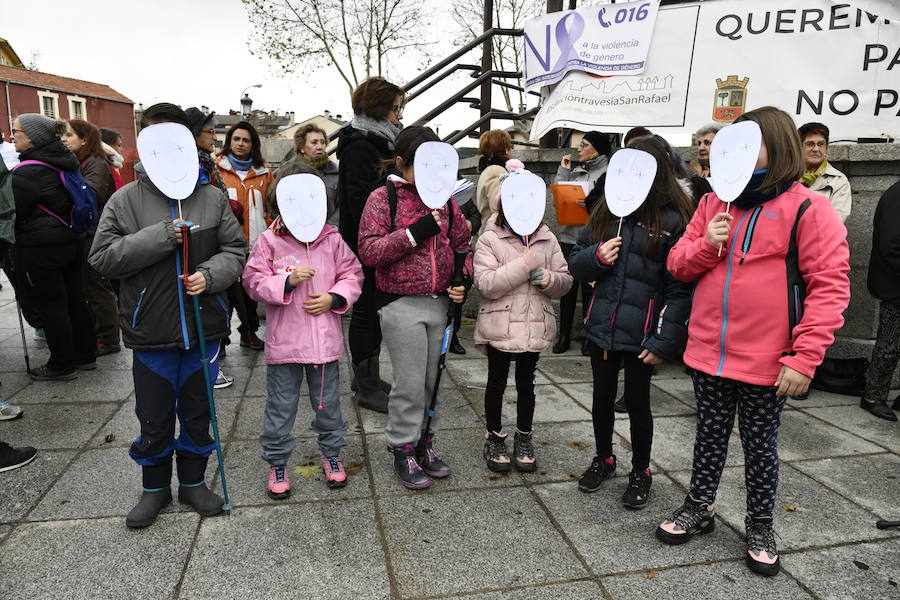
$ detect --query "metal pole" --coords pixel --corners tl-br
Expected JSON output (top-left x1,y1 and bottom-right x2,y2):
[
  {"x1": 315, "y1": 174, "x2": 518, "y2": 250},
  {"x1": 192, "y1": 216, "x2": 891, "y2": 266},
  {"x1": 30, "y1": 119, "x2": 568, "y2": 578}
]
[
  {"x1": 541, "y1": 0, "x2": 566, "y2": 148},
  {"x1": 480, "y1": 0, "x2": 494, "y2": 136}
]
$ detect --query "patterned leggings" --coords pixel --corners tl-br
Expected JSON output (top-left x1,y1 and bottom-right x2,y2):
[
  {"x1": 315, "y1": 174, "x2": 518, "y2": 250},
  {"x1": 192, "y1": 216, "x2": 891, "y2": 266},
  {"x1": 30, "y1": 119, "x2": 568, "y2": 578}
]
[
  {"x1": 689, "y1": 371, "x2": 786, "y2": 518},
  {"x1": 863, "y1": 302, "x2": 900, "y2": 404}
]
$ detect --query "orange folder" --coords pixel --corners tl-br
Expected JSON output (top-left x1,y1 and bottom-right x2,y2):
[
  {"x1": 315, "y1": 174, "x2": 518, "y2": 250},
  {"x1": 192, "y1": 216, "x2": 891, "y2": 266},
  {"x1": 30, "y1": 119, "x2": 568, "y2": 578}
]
[{"x1": 551, "y1": 182, "x2": 590, "y2": 226}]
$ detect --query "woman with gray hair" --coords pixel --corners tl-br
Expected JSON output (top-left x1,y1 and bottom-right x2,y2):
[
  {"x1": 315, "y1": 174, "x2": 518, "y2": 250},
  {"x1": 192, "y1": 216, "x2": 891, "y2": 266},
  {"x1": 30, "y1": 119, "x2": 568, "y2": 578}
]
[{"x1": 688, "y1": 122, "x2": 723, "y2": 178}]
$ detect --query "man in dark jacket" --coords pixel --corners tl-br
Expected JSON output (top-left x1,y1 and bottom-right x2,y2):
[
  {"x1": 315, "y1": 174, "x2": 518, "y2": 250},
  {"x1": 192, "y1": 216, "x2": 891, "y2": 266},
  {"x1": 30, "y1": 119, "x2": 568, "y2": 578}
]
[
  {"x1": 861, "y1": 179, "x2": 900, "y2": 421},
  {"x1": 11, "y1": 114, "x2": 96, "y2": 380},
  {"x1": 90, "y1": 103, "x2": 246, "y2": 528}
]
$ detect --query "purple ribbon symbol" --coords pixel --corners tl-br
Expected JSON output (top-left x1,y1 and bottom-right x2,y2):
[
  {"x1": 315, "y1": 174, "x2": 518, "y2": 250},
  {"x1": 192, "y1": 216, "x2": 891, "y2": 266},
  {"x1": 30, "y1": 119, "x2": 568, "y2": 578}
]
[{"x1": 552, "y1": 11, "x2": 585, "y2": 73}]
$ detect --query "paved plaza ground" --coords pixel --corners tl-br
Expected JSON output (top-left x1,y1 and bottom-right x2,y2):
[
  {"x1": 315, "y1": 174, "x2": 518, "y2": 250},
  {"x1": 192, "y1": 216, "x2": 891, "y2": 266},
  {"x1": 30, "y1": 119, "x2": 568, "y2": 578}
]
[{"x1": 0, "y1": 276, "x2": 898, "y2": 599}]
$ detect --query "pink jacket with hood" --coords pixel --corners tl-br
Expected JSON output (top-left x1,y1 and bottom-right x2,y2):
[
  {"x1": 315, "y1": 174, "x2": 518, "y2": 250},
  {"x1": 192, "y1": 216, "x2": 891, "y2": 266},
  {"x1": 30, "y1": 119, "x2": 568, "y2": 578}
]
[
  {"x1": 667, "y1": 183, "x2": 850, "y2": 386},
  {"x1": 474, "y1": 215, "x2": 573, "y2": 354},
  {"x1": 243, "y1": 224, "x2": 363, "y2": 365}
]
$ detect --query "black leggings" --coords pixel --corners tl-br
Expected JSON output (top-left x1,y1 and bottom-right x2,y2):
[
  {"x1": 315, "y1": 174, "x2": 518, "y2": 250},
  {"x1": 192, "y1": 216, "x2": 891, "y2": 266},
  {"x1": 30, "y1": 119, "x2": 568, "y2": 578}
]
[
  {"x1": 589, "y1": 345, "x2": 654, "y2": 471},
  {"x1": 484, "y1": 345, "x2": 539, "y2": 433},
  {"x1": 558, "y1": 243, "x2": 592, "y2": 338},
  {"x1": 348, "y1": 266, "x2": 383, "y2": 364}
]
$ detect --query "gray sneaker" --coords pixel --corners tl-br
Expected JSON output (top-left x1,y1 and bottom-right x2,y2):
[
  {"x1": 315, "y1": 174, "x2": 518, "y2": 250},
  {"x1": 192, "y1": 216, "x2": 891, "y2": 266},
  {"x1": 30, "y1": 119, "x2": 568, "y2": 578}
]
[
  {"x1": 214, "y1": 370, "x2": 234, "y2": 390},
  {"x1": 0, "y1": 401, "x2": 23, "y2": 421}
]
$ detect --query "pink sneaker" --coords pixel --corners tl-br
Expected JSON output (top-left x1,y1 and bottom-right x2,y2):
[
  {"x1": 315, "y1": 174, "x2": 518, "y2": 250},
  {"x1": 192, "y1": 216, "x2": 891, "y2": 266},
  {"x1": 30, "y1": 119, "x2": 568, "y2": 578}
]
[
  {"x1": 267, "y1": 464, "x2": 291, "y2": 499},
  {"x1": 322, "y1": 456, "x2": 347, "y2": 489}
]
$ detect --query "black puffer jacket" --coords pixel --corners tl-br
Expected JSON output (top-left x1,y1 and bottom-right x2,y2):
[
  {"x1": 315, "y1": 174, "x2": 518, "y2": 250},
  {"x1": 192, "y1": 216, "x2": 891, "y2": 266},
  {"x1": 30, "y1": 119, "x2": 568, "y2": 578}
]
[
  {"x1": 569, "y1": 205, "x2": 692, "y2": 362},
  {"x1": 336, "y1": 124, "x2": 392, "y2": 254},
  {"x1": 868, "y1": 180, "x2": 900, "y2": 305},
  {"x1": 11, "y1": 139, "x2": 81, "y2": 247}
]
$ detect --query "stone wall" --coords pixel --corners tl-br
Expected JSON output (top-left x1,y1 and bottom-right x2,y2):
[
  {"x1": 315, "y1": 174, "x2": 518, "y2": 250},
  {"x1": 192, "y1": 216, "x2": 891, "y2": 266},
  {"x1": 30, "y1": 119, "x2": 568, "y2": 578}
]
[{"x1": 460, "y1": 144, "x2": 900, "y2": 359}]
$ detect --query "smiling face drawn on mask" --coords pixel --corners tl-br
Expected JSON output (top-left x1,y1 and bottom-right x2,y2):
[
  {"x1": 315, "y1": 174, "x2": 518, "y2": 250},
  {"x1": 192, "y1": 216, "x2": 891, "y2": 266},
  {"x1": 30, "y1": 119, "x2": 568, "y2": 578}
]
[
  {"x1": 136, "y1": 123, "x2": 200, "y2": 200},
  {"x1": 501, "y1": 171, "x2": 546, "y2": 236},
  {"x1": 710, "y1": 120, "x2": 762, "y2": 203},
  {"x1": 277, "y1": 174, "x2": 327, "y2": 242},
  {"x1": 414, "y1": 141, "x2": 459, "y2": 209},
  {"x1": 604, "y1": 148, "x2": 657, "y2": 218}
]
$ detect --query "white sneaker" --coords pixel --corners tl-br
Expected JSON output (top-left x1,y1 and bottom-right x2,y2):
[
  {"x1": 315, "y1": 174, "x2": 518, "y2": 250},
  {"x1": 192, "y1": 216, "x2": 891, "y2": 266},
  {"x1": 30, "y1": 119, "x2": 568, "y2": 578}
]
[
  {"x1": 0, "y1": 401, "x2": 23, "y2": 421},
  {"x1": 213, "y1": 370, "x2": 234, "y2": 390}
]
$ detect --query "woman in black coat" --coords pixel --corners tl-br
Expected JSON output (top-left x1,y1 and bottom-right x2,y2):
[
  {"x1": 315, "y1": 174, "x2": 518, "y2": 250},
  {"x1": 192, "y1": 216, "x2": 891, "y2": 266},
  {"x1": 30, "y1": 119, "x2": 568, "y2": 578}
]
[{"x1": 11, "y1": 114, "x2": 96, "y2": 379}]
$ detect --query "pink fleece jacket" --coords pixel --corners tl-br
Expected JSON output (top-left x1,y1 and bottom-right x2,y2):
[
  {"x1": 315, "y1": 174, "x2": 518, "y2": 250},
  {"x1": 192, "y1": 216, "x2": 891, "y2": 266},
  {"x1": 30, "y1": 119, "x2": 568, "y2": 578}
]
[
  {"x1": 667, "y1": 183, "x2": 850, "y2": 386},
  {"x1": 242, "y1": 225, "x2": 363, "y2": 365}
]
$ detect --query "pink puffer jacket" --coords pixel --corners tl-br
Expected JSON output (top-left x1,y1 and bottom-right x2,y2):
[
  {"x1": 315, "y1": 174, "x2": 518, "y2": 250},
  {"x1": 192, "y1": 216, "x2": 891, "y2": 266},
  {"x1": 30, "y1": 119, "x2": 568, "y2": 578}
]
[
  {"x1": 357, "y1": 177, "x2": 471, "y2": 296},
  {"x1": 474, "y1": 215, "x2": 573, "y2": 354},
  {"x1": 242, "y1": 225, "x2": 363, "y2": 365}
]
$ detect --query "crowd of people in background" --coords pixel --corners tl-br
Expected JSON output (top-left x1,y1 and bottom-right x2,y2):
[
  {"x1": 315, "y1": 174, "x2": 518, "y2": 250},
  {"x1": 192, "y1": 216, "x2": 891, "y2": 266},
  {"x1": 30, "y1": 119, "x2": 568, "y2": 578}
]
[{"x1": 1, "y1": 74, "x2": 898, "y2": 579}]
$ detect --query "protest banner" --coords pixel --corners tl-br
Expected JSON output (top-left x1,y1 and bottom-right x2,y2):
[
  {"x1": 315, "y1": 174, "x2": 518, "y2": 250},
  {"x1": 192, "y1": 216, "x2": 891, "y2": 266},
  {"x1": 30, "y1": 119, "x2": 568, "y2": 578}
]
[{"x1": 529, "y1": 0, "x2": 900, "y2": 141}]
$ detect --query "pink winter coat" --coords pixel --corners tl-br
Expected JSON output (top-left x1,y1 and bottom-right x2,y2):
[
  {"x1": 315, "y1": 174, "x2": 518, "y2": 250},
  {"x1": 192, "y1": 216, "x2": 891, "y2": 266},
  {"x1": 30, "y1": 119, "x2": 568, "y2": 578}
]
[
  {"x1": 474, "y1": 215, "x2": 573, "y2": 354},
  {"x1": 243, "y1": 225, "x2": 363, "y2": 365},
  {"x1": 358, "y1": 177, "x2": 471, "y2": 296},
  {"x1": 667, "y1": 183, "x2": 850, "y2": 386}
]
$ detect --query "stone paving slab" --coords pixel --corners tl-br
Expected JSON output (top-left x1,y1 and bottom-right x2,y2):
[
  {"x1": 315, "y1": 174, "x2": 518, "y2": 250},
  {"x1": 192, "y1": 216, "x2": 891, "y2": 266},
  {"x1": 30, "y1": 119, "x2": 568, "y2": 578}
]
[
  {"x1": 463, "y1": 382, "x2": 592, "y2": 424},
  {"x1": 601, "y1": 562, "x2": 815, "y2": 599},
  {"x1": 9, "y1": 369, "x2": 135, "y2": 404},
  {"x1": 0, "y1": 513, "x2": 199, "y2": 600},
  {"x1": 379, "y1": 487, "x2": 587, "y2": 598},
  {"x1": 211, "y1": 438, "x2": 371, "y2": 506},
  {"x1": 802, "y1": 405, "x2": 900, "y2": 452},
  {"x1": 0, "y1": 370, "x2": 35, "y2": 401},
  {"x1": 790, "y1": 454, "x2": 900, "y2": 519},
  {"x1": 519, "y1": 420, "x2": 600, "y2": 484},
  {"x1": 537, "y1": 355, "x2": 595, "y2": 383},
  {"x1": 359, "y1": 388, "x2": 482, "y2": 434},
  {"x1": 535, "y1": 479, "x2": 746, "y2": 575},
  {"x1": 0, "y1": 524, "x2": 9, "y2": 544},
  {"x1": 1, "y1": 401, "x2": 118, "y2": 449},
  {"x1": 566, "y1": 383, "x2": 696, "y2": 419},
  {"x1": 439, "y1": 580, "x2": 605, "y2": 599},
  {"x1": 669, "y1": 464, "x2": 896, "y2": 552},
  {"x1": 785, "y1": 538, "x2": 900, "y2": 600},
  {"x1": 786, "y1": 389, "x2": 861, "y2": 408},
  {"x1": 776, "y1": 410, "x2": 884, "y2": 461},
  {"x1": 618, "y1": 415, "x2": 744, "y2": 473},
  {"x1": 178, "y1": 502, "x2": 390, "y2": 600},
  {"x1": 87, "y1": 395, "x2": 241, "y2": 449},
  {"x1": 0, "y1": 449, "x2": 76, "y2": 523},
  {"x1": 446, "y1": 358, "x2": 551, "y2": 388}
]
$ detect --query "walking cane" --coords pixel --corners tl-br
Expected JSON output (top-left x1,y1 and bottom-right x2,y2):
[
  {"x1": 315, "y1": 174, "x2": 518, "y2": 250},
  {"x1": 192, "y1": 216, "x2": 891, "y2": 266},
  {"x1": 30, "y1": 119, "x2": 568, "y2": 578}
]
[
  {"x1": 178, "y1": 220, "x2": 234, "y2": 512},
  {"x1": 422, "y1": 250, "x2": 468, "y2": 438},
  {"x1": 14, "y1": 300, "x2": 30, "y2": 373}
]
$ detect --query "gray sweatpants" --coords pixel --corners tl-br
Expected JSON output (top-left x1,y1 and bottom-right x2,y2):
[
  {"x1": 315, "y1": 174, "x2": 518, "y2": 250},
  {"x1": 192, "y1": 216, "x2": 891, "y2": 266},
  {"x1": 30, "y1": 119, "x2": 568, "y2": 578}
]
[
  {"x1": 260, "y1": 361, "x2": 347, "y2": 464},
  {"x1": 379, "y1": 294, "x2": 450, "y2": 446}
]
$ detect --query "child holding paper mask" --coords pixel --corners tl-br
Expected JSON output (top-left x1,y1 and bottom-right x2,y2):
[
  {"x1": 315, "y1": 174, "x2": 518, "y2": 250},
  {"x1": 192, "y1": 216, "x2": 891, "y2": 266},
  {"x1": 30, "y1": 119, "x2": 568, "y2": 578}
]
[
  {"x1": 474, "y1": 166, "x2": 572, "y2": 473},
  {"x1": 357, "y1": 126, "x2": 471, "y2": 490},
  {"x1": 657, "y1": 107, "x2": 850, "y2": 577},
  {"x1": 242, "y1": 176, "x2": 363, "y2": 498},
  {"x1": 569, "y1": 135, "x2": 693, "y2": 509}
]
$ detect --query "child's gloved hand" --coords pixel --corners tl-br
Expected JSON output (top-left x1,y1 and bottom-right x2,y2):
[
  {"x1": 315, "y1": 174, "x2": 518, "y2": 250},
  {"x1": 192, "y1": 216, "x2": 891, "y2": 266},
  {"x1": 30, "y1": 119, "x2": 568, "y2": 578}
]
[
  {"x1": 408, "y1": 211, "x2": 442, "y2": 244},
  {"x1": 303, "y1": 292, "x2": 333, "y2": 316},
  {"x1": 529, "y1": 268, "x2": 549, "y2": 288}
]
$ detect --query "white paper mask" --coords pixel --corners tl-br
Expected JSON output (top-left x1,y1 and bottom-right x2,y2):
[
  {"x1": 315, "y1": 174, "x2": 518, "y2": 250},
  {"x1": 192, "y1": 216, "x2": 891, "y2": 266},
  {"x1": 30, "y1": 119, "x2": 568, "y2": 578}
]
[
  {"x1": 709, "y1": 121, "x2": 762, "y2": 203},
  {"x1": 137, "y1": 123, "x2": 199, "y2": 200},
  {"x1": 604, "y1": 148, "x2": 657, "y2": 218},
  {"x1": 414, "y1": 141, "x2": 459, "y2": 209},
  {"x1": 500, "y1": 171, "x2": 546, "y2": 236},
  {"x1": 276, "y1": 174, "x2": 327, "y2": 242}
]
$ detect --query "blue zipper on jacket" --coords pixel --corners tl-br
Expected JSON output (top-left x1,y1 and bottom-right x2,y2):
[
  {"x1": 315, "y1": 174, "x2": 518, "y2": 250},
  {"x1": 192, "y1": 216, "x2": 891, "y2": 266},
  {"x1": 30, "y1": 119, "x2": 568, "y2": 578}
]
[
  {"x1": 169, "y1": 201, "x2": 191, "y2": 350},
  {"x1": 739, "y1": 206, "x2": 764, "y2": 264},
  {"x1": 132, "y1": 288, "x2": 147, "y2": 328},
  {"x1": 716, "y1": 210, "x2": 750, "y2": 377}
]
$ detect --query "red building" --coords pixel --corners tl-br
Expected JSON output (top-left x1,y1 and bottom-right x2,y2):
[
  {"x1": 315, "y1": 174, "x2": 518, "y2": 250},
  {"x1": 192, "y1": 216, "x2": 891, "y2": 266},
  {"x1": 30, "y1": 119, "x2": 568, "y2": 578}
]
[{"x1": 0, "y1": 64, "x2": 136, "y2": 182}]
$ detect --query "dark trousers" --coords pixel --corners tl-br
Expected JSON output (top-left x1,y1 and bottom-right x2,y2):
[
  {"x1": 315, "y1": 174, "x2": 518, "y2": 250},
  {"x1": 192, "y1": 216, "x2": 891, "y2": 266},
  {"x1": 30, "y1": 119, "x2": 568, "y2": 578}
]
[
  {"x1": 349, "y1": 266, "x2": 383, "y2": 364},
  {"x1": 558, "y1": 243, "x2": 592, "y2": 338},
  {"x1": 452, "y1": 301, "x2": 463, "y2": 337},
  {"x1": 2, "y1": 246, "x2": 41, "y2": 328},
  {"x1": 130, "y1": 346, "x2": 220, "y2": 487},
  {"x1": 226, "y1": 280, "x2": 259, "y2": 336},
  {"x1": 81, "y1": 237, "x2": 120, "y2": 346},
  {"x1": 14, "y1": 241, "x2": 96, "y2": 371},
  {"x1": 484, "y1": 345, "x2": 540, "y2": 433},
  {"x1": 689, "y1": 371, "x2": 786, "y2": 518},
  {"x1": 863, "y1": 302, "x2": 900, "y2": 405},
  {"x1": 588, "y1": 346, "x2": 654, "y2": 471}
]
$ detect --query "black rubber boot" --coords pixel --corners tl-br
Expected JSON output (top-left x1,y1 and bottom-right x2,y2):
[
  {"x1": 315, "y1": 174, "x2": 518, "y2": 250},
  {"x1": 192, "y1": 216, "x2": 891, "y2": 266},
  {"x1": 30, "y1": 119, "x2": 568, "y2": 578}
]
[
  {"x1": 353, "y1": 359, "x2": 389, "y2": 413},
  {"x1": 176, "y1": 453, "x2": 224, "y2": 517},
  {"x1": 126, "y1": 461, "x2": 173, "y2": 528},
  {"x1": 552, "y1": 334, "x2": 571, "y2": 354}
]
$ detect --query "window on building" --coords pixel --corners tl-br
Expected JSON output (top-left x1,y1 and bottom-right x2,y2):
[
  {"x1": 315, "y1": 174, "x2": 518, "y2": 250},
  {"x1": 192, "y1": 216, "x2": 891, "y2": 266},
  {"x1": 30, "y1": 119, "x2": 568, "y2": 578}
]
[
  {"x1": 68, "y1": 97, "x2": 86, "y2": 120},
  {"x1": 37, "y1": 91, "x2": 59, "y2": 118}
]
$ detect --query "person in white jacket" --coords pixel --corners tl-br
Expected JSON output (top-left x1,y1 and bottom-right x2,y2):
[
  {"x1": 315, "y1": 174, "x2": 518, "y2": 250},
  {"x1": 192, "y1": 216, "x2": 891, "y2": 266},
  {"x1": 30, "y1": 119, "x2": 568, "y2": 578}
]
[{"x1": 798, "y1": 122, "x2": 852, "y2": 223}]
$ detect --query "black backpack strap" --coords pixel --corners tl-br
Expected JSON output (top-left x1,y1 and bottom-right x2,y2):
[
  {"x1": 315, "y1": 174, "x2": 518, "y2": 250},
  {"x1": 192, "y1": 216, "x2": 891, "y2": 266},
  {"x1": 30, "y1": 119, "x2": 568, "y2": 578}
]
[
  {"x1": 786, "y1": 198, "x2": 812, "y2": 339},
  {"x1": 386, "y1": 179, "x2": 398, "y2": 231}
]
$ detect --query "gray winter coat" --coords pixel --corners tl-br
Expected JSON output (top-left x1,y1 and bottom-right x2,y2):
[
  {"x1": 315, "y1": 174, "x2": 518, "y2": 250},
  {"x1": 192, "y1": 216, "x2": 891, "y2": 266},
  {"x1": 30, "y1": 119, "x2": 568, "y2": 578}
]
[
  {"x1": 89, "y1": 164, "x2": 246, "y2": 350},
  {"x1": 554, "y1": 155, "x2": 608, "y2": 245}
]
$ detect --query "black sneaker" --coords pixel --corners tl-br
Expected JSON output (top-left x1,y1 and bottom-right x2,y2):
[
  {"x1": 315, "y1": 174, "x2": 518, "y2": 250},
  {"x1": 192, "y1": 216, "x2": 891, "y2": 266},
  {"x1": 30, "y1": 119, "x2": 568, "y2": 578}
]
[
  {"x1": 656, "y1": 495, "x2": 716, "y2": 545},
  {"x1": 0, "y1": 442, "x2": 37, "y2": 472},
  {"x1": 578, "y1": 455, "x2": 616, "y2": 492},
  {"x1": 745, "y1": 515, "x2": 780, "y2": 576},
  {"x1": 513, "y1": 429, "x2": 536, "y2": 472},
  {"x1": 484, "y1": 431, "x2": 512, "y2": 473},
  {"x1": 894, "y1": 395, "x2": 900, "y2": 411},
  {"x1": 415, "y1": 434, "x2": 450, "y2": 478},
  {"x1": 29, "y1": 365, "x2": 77, "y2": 381},
  {"x1": 622, "y1": 469, "x2": 652, "y2": 509},
  {"x1": 390, "y1": 444, "x2": 432, "y2": 489},
  {"x1": 613, "y1": 395, "x2": 627, "y2": 413},
  {"x1": 860, "y1": 398, "x2": 897, "y2": 421},
  {"x1": 240, "y1": 331, "x2": 265, "y2": 350}
]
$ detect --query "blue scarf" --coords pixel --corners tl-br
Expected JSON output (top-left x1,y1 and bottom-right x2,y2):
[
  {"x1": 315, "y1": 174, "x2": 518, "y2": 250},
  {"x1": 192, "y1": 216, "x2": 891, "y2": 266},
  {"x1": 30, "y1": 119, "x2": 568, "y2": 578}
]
[
  {"x1": 732, "y1": 170, "x2": 793, "y2": 210},
  {"x1": 228, "y1": 153, "x2": 253, "y2": 172}
]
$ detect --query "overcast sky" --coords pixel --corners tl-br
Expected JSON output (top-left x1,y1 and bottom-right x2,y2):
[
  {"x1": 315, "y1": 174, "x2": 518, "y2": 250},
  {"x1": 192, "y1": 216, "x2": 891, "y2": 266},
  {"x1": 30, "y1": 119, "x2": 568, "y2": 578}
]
[{"x1": 5, "y1": 0, "x2": 517, "y2": 143}]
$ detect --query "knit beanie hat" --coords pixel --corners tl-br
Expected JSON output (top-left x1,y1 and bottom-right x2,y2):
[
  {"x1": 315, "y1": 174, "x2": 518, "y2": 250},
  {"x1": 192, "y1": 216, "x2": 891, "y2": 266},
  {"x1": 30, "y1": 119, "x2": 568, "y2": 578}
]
[
  {"x1": 184, "y1": 107, "x2": 215, "y2": 137},
  {"x1": 582, "y1": 131, "x2": 612, "y2": 158},
  {"x1": 18, "y1": 113, "x2": 57, "y2": 146}
]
